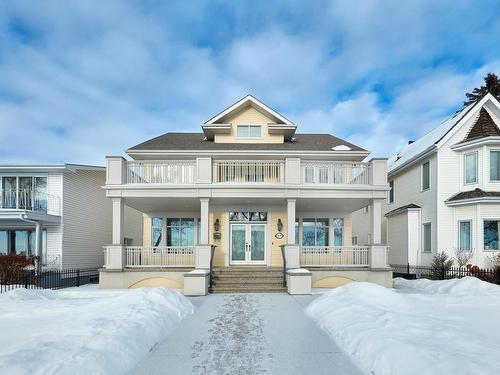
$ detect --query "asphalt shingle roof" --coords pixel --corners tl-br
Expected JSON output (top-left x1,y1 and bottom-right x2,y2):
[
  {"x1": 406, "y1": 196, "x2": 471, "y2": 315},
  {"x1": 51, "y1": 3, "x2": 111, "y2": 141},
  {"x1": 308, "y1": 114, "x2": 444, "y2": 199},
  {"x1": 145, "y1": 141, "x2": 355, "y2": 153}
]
[
  {"x1": 128, "y1": 133, "x2": 366, "y2": 152},
  {"x1": 385, "y1": 203, "x2": 421, "y2": 216},
  {"x1": 462, "y1": 108, "x2": 500, "y2": 142},
  {"x1": 446, "y1": 188, "x2": 500, "y2": 202}
]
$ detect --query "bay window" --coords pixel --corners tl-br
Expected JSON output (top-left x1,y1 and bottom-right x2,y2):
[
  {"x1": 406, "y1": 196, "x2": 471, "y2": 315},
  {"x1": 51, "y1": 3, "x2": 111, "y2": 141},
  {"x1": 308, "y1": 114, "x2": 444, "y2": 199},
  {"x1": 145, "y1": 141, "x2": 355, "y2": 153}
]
[
  {"x1": 458, "y1": 220, "x2": 471, "y2": 251},
  {"x1": 484, "y1": 220, "x2": 500, "y2": 250},
  {"x1": 490, "y1": 151, "x2": 500, "y2": 181},
  {"x1": 464, "y1": 152, "x2": 477, "y2": 184}
]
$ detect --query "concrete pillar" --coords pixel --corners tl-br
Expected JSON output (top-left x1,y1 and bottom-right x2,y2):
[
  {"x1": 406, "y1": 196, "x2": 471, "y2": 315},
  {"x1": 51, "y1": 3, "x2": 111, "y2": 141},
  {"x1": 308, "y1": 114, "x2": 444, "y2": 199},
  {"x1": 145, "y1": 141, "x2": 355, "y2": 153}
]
[
  {"x1": 287, "y1": 198, "x2": 296, "y2": 244},
  {"x1": 200, "y1": 198, "x2": 210, "y2": 244},
  {"x1": 370, "y1": 198, "x2": 383, "y2": 244},
  {"x1": 35, "y1": 221, "x2": 43, "y2": 259},
  {"x1": 112, "y1": 197, "x2": 124, "y2": 245}
]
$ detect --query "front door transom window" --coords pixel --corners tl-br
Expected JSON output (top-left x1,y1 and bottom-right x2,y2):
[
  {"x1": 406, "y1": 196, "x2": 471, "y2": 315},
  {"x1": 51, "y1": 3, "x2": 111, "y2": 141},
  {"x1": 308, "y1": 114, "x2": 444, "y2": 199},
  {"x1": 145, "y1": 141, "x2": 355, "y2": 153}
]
[{"x1": 229, "y1": 211, "x2": 267, "y2": 222}]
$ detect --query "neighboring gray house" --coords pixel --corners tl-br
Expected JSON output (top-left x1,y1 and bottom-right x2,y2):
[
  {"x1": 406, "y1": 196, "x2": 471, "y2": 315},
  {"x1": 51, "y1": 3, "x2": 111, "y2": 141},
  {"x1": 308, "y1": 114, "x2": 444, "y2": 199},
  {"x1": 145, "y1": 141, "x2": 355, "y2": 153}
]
[{"x1": 0, "y1": 164, "x2": 142, "y2": 269}]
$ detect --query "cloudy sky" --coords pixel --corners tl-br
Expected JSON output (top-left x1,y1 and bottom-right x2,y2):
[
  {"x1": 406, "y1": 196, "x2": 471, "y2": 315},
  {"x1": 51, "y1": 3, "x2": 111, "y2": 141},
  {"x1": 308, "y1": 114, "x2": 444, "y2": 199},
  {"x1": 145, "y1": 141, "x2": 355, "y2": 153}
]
[{"x1": 1, "y1": 0, "x2": 500, "y2": 164}]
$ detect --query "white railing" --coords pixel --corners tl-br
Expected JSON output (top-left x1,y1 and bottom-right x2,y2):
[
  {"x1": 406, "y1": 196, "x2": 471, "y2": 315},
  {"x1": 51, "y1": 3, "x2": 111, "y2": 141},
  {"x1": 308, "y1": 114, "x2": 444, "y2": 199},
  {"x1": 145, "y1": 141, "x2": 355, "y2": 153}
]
[
  {"x1": 0, "y1": 189, "x2": 61, "y2": 215},
  {"x1": 125, "y1": 246, "x2": 195, "y2": 267},
  {"x1": 213, "y1": 160, "x2": 284, "y2": 183},
  {"x1": 126, "y1": 161, "x2": 196, "y2": 184},
  {"x1": 300, "y1": 246, "x2": 370, "y2": 267},
  {"x1": 301, "y1": 162, "x2": 369, "y2": 185}
]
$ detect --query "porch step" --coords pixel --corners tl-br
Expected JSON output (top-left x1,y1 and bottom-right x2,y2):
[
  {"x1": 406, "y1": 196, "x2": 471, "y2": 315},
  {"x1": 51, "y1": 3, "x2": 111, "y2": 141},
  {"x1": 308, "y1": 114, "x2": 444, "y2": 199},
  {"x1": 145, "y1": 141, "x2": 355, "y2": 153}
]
[{"x1": 210, "y1": 267, "x2": 286, "y2": 293}]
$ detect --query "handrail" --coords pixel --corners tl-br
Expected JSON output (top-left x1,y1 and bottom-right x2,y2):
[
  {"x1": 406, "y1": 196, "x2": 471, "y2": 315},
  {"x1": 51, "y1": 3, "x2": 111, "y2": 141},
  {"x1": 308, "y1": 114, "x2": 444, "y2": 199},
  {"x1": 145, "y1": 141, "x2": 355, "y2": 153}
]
[
  {"x1": 0, "y1": 188, "x2": 60, "y2": 215},
  {"x1": 126, "y1": 161, "x2": 196, "y2": 184},
  {"x1": 301, "y1": 161, "x2": 370, "y2": 185},
  {"x1": 213, "y1": 160, "x2": 284, "y2": 183},
  {"x1": 209, "y1": 245, "x2": 216, "y2": 288},
  {"x1": 280, "y1": 245, "x2": 287, "y2": 287}
]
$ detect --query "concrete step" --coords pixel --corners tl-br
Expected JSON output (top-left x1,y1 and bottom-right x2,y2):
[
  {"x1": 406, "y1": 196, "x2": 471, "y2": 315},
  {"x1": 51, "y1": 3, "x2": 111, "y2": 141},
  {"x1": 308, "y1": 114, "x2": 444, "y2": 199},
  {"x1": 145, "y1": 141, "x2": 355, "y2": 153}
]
[
  {"x1": 212, "y1": 271, "x2": 283, "y2": 277},
  {"x1": 213, "y1": 279, "x2": 284, "y2": 286},
  {"x1": 209, "y1": 286, "x2": 287, "y2": 293}
]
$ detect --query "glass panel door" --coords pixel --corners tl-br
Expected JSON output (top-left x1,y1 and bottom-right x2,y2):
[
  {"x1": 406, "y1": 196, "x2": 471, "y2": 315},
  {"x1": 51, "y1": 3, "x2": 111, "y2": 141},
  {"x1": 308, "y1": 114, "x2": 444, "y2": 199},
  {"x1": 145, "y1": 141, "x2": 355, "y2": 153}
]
[
  {"x1": 231, "y1": 224, "x2": 246, "y2": 262},
  {"x1": 2, "y1": 177, "x2": 17, "y2": 208},
  {"x1": 250, "y1": 224, "x2": 265, "y2": 262},
  {"x1": 18, "y1": 177, "x2": 33, "y2": 210}
]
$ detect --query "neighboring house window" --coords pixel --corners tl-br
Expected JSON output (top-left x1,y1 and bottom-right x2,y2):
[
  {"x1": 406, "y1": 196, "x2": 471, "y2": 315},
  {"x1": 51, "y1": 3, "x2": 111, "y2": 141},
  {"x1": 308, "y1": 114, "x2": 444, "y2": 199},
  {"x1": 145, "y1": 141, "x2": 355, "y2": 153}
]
[
  {"x1": 333, "y1": 218, "x2": 344, "y2": 246},
  {"x1": 458, "y1": 220, "x2": 472, "y2": 251},
  {"x1": 490, "y1": 151, "x2": 500, "y2": 181},
  {"x1": 302, "y1": 218, "x2": 329, "y2": 246},
  {"x1": 363, "y1": 206, "x2": 369, "y2": 214},
  {"x1": 167, "y1": 218, "x2": 195, "y2": 246},
  {"x1": 352, "y1": 236, "x2": 358, "y2": 245},
  {"x1": 484, "y1": 220, "x2": 500, "y2": 250},
  {"x1": 237, "y1": 125, "x2": 261, "y2": 138},
  {"x1": 0, "y1": 229, "x2": 47, "y2": 259},
  {"x1": 423, "y1": 223, "x2": 432, "y2": 253},
  {"x1": 421, "y1": 161, "x2": 430, "y2": 191},
  {"x1": 464, "y1": 152, "x2": 477, "y2": 184},
  {"x1": 124, "y1": 238, "x2": 133, "y2": 246},
  {"x1": 389, "y1": 180, "x2": 394, "y2": 203},
  {"x1": 151, "y1": 217, "x2": 164, "y2": 247}
]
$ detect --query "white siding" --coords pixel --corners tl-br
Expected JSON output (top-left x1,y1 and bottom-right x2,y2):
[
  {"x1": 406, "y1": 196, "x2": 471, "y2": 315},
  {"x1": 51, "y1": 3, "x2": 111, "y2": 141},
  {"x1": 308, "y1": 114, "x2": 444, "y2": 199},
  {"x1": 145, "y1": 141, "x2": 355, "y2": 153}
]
[
  {"x1": 384, "y1": 154, "x2": 437, "y2": 265},
  {"x1": 45, "y1": 225, "x2": 62, "y2": 268}
]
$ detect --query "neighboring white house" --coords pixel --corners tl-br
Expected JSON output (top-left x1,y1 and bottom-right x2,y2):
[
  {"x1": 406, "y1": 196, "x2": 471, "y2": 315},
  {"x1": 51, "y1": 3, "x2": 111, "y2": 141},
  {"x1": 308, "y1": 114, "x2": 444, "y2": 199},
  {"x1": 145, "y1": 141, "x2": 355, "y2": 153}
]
[
  {"x1": 100, "y1": 95, "x2": 392, "y2": 294},
  {"x1": 353, "y1": 93, "x2": 500, "y2": 268},
  {"x1": 0, "y1": 164, "x2": 142, "y2": 269}
]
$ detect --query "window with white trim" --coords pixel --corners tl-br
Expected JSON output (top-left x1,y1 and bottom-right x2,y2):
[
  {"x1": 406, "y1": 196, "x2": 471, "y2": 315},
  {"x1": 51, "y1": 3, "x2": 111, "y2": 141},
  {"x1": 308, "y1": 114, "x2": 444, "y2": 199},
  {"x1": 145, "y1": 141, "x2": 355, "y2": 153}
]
[
  {"x1": 166, "y1": 218, "x2": 195, "y2": 246},
  {"x1": 302, "y1": 218, "x2": 329, "y2": 246},
  {"x1": 484, "y1": 220, "x2": 500, "y2": 250},
  {"x1": 421, "y1": 161, "x2": 430, "y2": 191},
  {"x1": 151, "y1": 217, "x2": 164, "y2": 247},
  {"x1": 464, "y1": 152, "x2": 477, "y2": 184},
  {"x1": 423, "y1": 222, "x2": 432, "y2": 253},
  {"x1": 237, "y1": 125, "x2": 261, "y2": 138},
  {"x1": 389, "y1": 180, "x2": 394, "y2": 203},
  {"x1": 490, "y1": 151, "x2": 500, "y2": 181},
  {"x1": 458, "y1": 220, "x2": 471, "y2": 251}
]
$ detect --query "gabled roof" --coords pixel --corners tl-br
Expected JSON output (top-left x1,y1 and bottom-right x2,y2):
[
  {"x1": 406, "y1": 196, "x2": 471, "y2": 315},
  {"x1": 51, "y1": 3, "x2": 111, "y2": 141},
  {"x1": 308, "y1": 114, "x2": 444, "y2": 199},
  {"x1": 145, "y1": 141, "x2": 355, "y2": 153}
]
[
  {"x1": 127, "y1": 132, "x2": 366, "y2": 153},
  {"x1": 388, "y1": 93, "x2": 500, "y2": 175},
  {"x1": 461, "y1": 108, "x2": 500, "y2": 143},
  {"x1": 385, "y1": 203, "x2": 421, "y2": 217},
  {"x1": 203, "y1": 94, "x2": 295, "y2": 126}
]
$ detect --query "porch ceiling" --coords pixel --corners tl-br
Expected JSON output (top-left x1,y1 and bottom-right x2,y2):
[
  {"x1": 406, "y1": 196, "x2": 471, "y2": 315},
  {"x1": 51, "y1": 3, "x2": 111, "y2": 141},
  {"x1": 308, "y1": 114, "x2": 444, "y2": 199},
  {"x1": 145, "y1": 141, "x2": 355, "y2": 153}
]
[{"x1": 124, "y1": 196, "x2": 370, "y2": 214}]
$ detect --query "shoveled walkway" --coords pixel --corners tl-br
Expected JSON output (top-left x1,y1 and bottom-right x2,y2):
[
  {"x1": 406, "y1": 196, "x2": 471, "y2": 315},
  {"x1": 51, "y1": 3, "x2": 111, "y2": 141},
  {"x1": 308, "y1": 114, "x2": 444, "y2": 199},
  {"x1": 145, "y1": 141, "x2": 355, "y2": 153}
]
[{"x1": 131, "y1": 293, "x2": 363, "y2": 375}]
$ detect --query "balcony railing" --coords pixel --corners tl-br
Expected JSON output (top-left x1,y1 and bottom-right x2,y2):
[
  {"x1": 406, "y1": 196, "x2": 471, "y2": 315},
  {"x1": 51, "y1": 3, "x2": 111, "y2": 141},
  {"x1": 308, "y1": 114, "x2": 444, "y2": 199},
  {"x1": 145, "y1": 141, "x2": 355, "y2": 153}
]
[
  {"x1": 300, "y1": 246, "x2": 369, "y2": 267},
  {"x1": 126, "y1": 161, "x2": 196, "y2": 184},
  {"x1": 213, "y1": 160, "x2": 284, "y2": 183},
  {"x1": 0, "y1": 189, "x2": 60, "y2": 215},
  {"x1": 301, "y1": 162, "x2": 369, "y2": 185},
  {"x1": 125, "y1": 246, "x2": 195, "y2": 267}
]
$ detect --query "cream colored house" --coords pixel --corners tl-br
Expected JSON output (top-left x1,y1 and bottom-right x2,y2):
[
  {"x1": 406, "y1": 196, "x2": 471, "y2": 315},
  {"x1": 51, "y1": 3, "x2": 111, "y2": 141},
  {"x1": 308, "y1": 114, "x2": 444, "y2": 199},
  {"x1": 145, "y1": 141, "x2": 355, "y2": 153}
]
[
  {"x1": 100, "y1": 95, "x2": 392, "y2": 294},
  {"x1": 354, "y1": 93, "x2": 500, "y2": 268}
]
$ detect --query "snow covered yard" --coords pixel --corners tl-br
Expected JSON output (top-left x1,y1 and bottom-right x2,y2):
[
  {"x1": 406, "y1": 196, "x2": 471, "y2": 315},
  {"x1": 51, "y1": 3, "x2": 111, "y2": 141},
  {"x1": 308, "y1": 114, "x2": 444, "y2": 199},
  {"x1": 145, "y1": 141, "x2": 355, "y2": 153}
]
[
  {"x1": 0, "y1": 285, "x2": 193, "y2": 375},
  {"x1": 307, "y1": 277, "x2": 500, "y2": 375}
]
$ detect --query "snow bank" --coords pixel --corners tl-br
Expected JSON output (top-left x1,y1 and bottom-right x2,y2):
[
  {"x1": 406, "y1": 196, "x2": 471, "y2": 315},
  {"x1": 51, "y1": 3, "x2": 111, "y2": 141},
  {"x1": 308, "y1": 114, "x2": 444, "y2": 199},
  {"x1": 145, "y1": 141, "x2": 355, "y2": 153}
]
[
  {"x1": 307, "y1": 278, "x2": 500, "y2": 375},
  {"x1": 0, "y1": 287, "x2": 194, "y2": 375}
]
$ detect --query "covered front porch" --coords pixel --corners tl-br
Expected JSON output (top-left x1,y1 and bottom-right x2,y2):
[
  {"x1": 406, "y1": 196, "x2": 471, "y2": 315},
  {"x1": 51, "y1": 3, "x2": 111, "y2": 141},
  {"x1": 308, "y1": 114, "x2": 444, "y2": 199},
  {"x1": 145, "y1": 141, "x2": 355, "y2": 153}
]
[{"x1": 100, "y1": 194, "x2": 391, "y2": 293}]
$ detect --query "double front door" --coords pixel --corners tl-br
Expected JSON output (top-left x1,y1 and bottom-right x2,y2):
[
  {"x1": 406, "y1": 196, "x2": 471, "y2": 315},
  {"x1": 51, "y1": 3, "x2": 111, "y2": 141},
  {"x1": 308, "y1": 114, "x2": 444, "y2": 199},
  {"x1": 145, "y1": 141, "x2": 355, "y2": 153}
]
[{"x1": 230, "y1": 223, "x2": 266, "y2": 265}]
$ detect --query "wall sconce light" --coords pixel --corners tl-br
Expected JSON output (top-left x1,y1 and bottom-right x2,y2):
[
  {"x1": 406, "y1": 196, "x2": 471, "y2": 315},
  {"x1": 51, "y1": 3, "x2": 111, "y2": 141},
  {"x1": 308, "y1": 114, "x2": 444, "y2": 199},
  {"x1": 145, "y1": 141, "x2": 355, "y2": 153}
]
[
  {"x1": 214, "y1": 219, "x2": 220, "y2": 233},
  {"x1": 277, "y1": 218, "x2": 283, "y2": 232}
]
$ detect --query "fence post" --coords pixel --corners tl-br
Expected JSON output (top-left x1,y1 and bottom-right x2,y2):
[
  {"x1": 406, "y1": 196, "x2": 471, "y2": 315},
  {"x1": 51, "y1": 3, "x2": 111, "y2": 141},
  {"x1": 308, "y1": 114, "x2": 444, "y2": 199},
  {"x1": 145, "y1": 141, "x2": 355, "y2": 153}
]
[
  {"x1": 407, "y1": 263, "x2": 410, "y2": 275},
  {"x1": 77, "y1": 269, "x2": 80, "y2": 287},
  {"x1": 495, "y1": 268, "x2": 500, "y2": 285},
  {"x1": 441, "y1": 266, "x2": 446, "y2": 280},
  {"x1": 24, "y1": 273, "x2": 28, "y2": 289}
]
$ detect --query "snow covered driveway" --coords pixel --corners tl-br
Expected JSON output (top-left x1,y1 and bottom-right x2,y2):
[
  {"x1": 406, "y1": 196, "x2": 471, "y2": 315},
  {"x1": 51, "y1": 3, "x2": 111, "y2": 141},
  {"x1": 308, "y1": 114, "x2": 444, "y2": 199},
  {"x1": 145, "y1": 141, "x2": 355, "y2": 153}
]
[
  {"x1": 308, "y1": 277, "x2": 500, "y2": 375},
  {"x1": 132, "y1": 293, "x2": 363, "y2": 375},
  {"x1": 0, "y1": 286, "x2": 193, "y2": 375}
]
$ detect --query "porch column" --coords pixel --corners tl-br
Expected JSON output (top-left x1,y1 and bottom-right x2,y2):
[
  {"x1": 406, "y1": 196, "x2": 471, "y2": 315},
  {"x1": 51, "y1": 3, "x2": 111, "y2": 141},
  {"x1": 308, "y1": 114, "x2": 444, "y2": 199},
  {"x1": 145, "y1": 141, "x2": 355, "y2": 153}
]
[
  {"x1": 200, "y1": 198, "x2": 210, "y2": 244},
  {"x1": 112, "y1": 197, "x2": 124, "y2": 245},
  {"x1": 35, "y1": 221, "x2": 43, "y2": 258},
  {"x1": 287, "y1": 198, "x2": 296, "y2": 244},
  {"x1": 369, "y1": 198, "x2": 383, "y2": 244}
]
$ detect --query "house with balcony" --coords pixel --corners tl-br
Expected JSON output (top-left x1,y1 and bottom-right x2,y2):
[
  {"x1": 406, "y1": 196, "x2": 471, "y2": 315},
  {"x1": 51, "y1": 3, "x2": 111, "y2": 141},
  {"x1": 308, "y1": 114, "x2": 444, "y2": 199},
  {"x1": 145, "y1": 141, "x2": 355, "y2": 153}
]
[
  {"x1": 354, "y1": 93, "x2": 500, "y2": 269},
  {"x1": 0, "y1": 164, "x2": 142, "y2": 269},
  {"x1": 100, "y1": 95, "x2": 392, "y2": 294}
]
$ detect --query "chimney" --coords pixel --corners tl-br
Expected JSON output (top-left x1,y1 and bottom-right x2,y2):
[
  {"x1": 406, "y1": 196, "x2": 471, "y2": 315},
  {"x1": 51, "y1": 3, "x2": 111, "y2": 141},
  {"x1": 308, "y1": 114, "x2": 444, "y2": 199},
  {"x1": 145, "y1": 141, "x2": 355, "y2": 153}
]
[{"x1": 408, "y1": 140, "x2": 415, "y2": 144}]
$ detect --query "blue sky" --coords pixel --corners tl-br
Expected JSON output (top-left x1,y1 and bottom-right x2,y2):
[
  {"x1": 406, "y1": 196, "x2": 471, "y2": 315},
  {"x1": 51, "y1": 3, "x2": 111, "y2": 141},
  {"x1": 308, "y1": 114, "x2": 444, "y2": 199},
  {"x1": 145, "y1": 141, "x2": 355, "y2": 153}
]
[{"x1": 1, "y1": 0, "x2": 500, "y2": 164}]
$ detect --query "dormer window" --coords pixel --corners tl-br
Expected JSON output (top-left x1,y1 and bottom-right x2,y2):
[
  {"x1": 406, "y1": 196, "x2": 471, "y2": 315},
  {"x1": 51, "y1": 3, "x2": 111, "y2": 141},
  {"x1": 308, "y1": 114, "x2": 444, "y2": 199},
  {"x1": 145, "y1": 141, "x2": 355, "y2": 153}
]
[{"x1": 237, "y1": 125, "x2": 261, "y2": 138}]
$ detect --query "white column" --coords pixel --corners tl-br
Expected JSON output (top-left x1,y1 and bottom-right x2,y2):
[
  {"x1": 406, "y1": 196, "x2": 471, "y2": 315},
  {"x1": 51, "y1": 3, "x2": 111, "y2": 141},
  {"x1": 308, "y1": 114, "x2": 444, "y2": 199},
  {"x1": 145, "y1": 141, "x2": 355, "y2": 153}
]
[
  {"x1": 200, "y1": 198, "x2": 210, "y2": 244},
  {"x1": 35, "y1": 222, "x2": 43, "y2": 259},
  {"x1": 370, "y1": 198, "x2": 383, "y2": 244},
  {"x1": 287, "y1": 199, "x2": 296, "y2": 244},
  {"x1": 112, "y1": 197, "x2": 124, "y2": 245}
]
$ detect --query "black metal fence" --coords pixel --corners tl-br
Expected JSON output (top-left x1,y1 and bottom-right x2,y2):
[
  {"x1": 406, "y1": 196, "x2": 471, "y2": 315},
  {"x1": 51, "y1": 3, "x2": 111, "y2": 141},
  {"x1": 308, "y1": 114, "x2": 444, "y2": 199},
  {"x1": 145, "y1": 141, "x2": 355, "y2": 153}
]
[
  {"x1": 391, "y1": 264, "x2": 500, "y2": 285},
  {"x1": 0, "y1": 268, "x2": 99, "y2": 294}
]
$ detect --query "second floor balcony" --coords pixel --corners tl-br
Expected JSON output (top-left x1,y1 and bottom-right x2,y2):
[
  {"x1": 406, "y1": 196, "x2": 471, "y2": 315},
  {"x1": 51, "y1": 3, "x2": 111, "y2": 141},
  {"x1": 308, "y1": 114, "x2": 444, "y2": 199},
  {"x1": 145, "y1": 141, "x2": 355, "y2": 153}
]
[
  {"x1": 107, "y1": 156, "x2": 387, "y2": 188},
  {"x1": 0, "y1": 189, "x2": 60, "y2": 215}
]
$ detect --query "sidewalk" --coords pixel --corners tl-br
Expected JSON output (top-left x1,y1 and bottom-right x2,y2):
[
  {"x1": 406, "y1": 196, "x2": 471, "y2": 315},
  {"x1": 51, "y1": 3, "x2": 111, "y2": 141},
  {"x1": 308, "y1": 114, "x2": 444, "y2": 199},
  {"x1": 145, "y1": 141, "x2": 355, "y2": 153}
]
[{"x1": 131, "y1": 293, "x2": 363, "y2": 375}]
